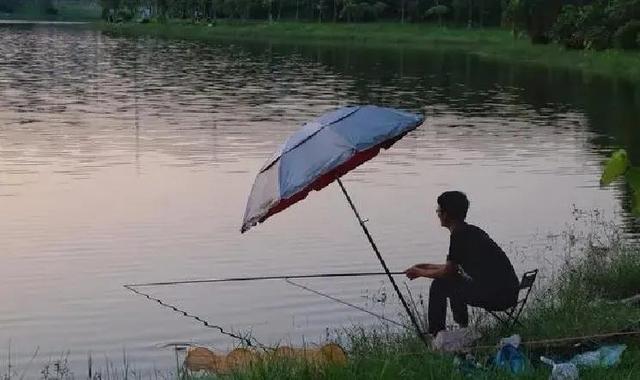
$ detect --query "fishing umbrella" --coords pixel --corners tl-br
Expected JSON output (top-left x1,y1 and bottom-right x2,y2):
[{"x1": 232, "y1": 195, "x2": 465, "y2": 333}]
[{"x1": 241, "y1": 105, "x2": 426, "y2": 343}]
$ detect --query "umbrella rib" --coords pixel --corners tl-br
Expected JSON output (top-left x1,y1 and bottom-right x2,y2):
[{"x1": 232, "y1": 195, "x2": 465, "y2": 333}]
[{"x1": 261, "y1": 106, "x2": 360, "y2": 173}]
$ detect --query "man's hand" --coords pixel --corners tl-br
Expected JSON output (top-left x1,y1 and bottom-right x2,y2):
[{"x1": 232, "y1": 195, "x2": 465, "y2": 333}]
[
  {"x1": 404, "y1": 265, "x2": 424, "y2": 280},
  {"x1": 405, "y1": 262, "x2": 456, "y2": 280}
]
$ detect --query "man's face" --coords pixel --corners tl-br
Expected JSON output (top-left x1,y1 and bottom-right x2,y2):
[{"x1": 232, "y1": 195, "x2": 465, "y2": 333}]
[{"x1": 436, "y1": 206, "x2": 447, "y2": 227}]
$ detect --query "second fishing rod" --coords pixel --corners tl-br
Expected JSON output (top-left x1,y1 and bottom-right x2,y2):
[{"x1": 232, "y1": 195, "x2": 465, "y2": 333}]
[{"x1": 124, "y1": 270, "x2": 407, "y2": 288}]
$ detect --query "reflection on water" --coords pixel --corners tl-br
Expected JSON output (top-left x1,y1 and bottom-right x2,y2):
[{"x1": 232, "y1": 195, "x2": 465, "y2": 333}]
[{"x1": 0, "y1": 24, "x2": 638, "y2": 374}]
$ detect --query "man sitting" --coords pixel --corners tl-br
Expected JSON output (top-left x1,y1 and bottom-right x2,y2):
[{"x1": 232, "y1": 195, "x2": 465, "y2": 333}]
[{"x1": 405, "y1": 191, "x2": 519, "y2": 336}]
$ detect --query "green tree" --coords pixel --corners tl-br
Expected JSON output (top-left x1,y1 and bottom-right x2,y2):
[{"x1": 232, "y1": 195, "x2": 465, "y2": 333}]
[{"x1": 601, "y1": 149, "x2": 640, "y2": 216}]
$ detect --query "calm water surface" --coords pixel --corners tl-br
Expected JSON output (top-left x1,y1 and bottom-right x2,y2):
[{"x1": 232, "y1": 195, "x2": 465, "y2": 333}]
[{"x1": 1, "y1": 24, "x2": 639, "y2": 375}]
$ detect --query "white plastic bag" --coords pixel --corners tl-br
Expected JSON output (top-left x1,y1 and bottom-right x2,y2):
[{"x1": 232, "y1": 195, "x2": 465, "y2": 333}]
[
  {"x1": 431, "y1": 328, "x2": 481, "y2": 352},
  {"x1": 541, "y1": 356, "x2": 579, "y2": 380}
]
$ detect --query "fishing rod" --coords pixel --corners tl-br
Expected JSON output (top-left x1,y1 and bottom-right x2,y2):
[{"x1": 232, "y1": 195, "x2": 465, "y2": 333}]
[{"x1": 124, "y1": 271, "x2": 406, "y2": 288}]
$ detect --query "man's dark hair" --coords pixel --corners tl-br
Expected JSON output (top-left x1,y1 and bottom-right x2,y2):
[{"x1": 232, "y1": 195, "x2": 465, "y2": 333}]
[{"x1": 437, "y1": 191, "x2": 469, "y2": 221}]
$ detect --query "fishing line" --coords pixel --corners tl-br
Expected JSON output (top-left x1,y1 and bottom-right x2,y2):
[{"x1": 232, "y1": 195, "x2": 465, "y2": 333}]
[
  {"x1": 284, "y1": 278, "x2": 409, "y2": 329},
  {"x1": 124, "y1": 284, "x2": 265, "y2": 348}
]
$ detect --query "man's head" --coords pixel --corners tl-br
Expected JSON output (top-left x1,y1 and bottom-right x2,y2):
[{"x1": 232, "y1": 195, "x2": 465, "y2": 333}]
[{"x1": 436, "y1": 191, "x2": 469, "y2": 227}]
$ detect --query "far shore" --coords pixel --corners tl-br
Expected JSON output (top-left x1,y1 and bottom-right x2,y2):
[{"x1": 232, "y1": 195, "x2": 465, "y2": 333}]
[
  {"x1": 98, "y1": 21, "x2": 640, "y2": 83},
  {"x1": 0, "y1": 19, "x2": 88, "y2": 24}
]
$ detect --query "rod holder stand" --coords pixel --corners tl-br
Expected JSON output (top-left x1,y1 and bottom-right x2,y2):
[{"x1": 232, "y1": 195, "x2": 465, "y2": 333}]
[{"x1": 336, "y1": 178, "x2": 428, "y2": 349}]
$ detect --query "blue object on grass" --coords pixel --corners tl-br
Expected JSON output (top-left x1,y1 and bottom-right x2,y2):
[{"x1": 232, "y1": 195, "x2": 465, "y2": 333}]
[
  {"x1": 495, "y1": 343, "x2": 527, "y2": 374},
  {"x1": 570, "y1": 344, "x2": 627, "y2": 368}
]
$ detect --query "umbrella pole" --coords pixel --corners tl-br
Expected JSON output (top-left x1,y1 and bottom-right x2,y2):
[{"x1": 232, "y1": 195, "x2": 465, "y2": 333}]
[{"x1": 336, "y1": 179, "x2": 429, "y2": 348}]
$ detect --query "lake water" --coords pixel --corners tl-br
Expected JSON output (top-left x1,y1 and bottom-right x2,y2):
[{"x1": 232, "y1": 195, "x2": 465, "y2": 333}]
[{"x1": 0, "y1": 23, "x2": 638, "y2": 376}]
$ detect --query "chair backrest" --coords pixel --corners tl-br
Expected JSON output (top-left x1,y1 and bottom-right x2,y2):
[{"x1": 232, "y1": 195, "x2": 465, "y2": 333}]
[
  {"x1": 486, "y1": 269, "x2": 539, "y2": 326},
  {"x1": 519, "y1": 269, "x2": 538, "y2": 290},
  {"x1": 515, "y1": 269, "x2": 538, "y2": 306}
]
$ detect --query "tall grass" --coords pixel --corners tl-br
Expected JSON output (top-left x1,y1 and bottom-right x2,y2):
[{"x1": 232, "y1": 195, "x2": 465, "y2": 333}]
[
  {"x1": 481, "y1": 244, "x2": 640, "y2": 343},
  {"x1": 186, "y1": 345, "x2": 640, "y2": 380}
]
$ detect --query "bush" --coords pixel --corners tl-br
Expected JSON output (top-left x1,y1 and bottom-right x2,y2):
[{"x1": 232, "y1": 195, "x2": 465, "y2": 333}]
[
  {"x1": 580, "y1": 1, "x2": 609, "y2": 29},
  {"x1": 551, "y1": 0, "x2": 640, "y2": 50},
  {"x1": 115, "y1": 7, "x2": 134, "y2": 22},
  {"x1": 614, "y1": 20, "x2": 640, "y2": 49},
  {"x1": 551, "y1": 5, "x2": 581, "y2": 47},
  {"x1": 340, "y1": 2, "x2": 386, "y2": 22},
  {"x1": 606, "y1": 0, "x2": 640, "y2": 27},
  {"x1": 425, "y1": 5, "x2": 448, "y2": 18},
  {"x1": 584, "y1": 26, "x2": 612, "y2": 50},
  {"x1": 38, "y1": 0, "x2": 58, "y2": 15},
  {"x1": 564, "y1": 31, "x2": 586, "y2": 49}
]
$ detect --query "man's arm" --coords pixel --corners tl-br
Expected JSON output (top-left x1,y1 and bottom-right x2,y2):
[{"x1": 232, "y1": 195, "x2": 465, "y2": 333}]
[
  {"x1": 414, "y1": 263, "x2": 439, "y2": 270},
  {"x1": 405, "y1": 261, "x2": 457, "y2": 280}
]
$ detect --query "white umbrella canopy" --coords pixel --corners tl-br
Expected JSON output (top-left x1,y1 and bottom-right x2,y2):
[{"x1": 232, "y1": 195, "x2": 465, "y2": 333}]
[{"x1": 241, "y1": 105, "x2": 424, "y2": 233}]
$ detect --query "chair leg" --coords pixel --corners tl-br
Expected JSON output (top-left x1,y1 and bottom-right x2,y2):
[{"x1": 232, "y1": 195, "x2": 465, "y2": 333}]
[
  {"x1": 488, "y1": 311, "x2": 511, "y2": 328},
  {"x1": 488, "y1": 310, "x2": 504, "y2": 322},
  {"x1": 511, "y1": 318, "x2": 524, "y2": 328}
]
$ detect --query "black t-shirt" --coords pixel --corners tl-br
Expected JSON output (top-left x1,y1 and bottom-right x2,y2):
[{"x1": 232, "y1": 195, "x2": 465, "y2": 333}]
[{"x1": 446, "y1": 223, "x2": 519, "y2": 292}]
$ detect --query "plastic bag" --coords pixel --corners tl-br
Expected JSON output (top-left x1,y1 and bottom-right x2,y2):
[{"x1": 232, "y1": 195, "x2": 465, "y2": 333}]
[
  {"x1": 570, "y1": 344, "x2": 626, "y2": 368},
  {"x1": 495, "y1": 344, "x2": 527, "y2": 374},
  {"x1": 432, "y1": 328, "x2": 481, "y2": 352},
  {"x1": 541, "y1": 357, "x2": 579, "y2": 380},
  {"x1": 499, "y1": 334, "x2": 521, "y2": 348}
]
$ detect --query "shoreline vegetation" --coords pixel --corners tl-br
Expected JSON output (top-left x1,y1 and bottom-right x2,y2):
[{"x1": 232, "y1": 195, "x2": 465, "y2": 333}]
[{"x1": 99, "y1": 21, "x2": 640, "y2": 83}]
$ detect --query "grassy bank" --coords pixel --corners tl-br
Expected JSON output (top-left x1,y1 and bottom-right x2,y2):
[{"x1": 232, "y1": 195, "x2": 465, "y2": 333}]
[
  {"x1": 99, "y1": 21, "x2": 640, "y2": 83},
  {"x1": 187, "y1": 238, "x2": 640, "y2": 379}
]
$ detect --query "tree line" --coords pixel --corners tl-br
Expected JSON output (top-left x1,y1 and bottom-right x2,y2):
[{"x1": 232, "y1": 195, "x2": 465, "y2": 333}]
[
  {"x1": 97, "y1": 0, "x2": 639, "y2": 49},
  {"x1": 98, "y1": 0, "x2": 511, "y2": 25},
  {"x1": 549, "y1": 0, "x2": 640, "y2": 50},
  {"x1": 3, "y1": 0, "x2": 635, "y2": 50}
]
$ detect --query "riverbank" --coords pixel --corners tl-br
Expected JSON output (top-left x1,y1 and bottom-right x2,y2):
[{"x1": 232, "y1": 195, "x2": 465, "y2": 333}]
[
  {"x1": 99, "y1": 21, "x2": 640, "y2": 83},
  {"x1": 186, "y1": 235, "x2": 640, "y2": 379}
]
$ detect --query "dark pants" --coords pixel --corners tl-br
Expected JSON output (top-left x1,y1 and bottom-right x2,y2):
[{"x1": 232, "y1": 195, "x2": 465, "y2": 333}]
[{"x1": 428, "y1": 277, "x2": 517, "y2": 335}]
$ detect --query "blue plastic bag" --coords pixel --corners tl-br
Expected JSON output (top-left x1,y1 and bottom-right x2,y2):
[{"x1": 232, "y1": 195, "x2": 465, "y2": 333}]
[{"x1": 495, "y1": 343, "x2": 527, "y2": 374}]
